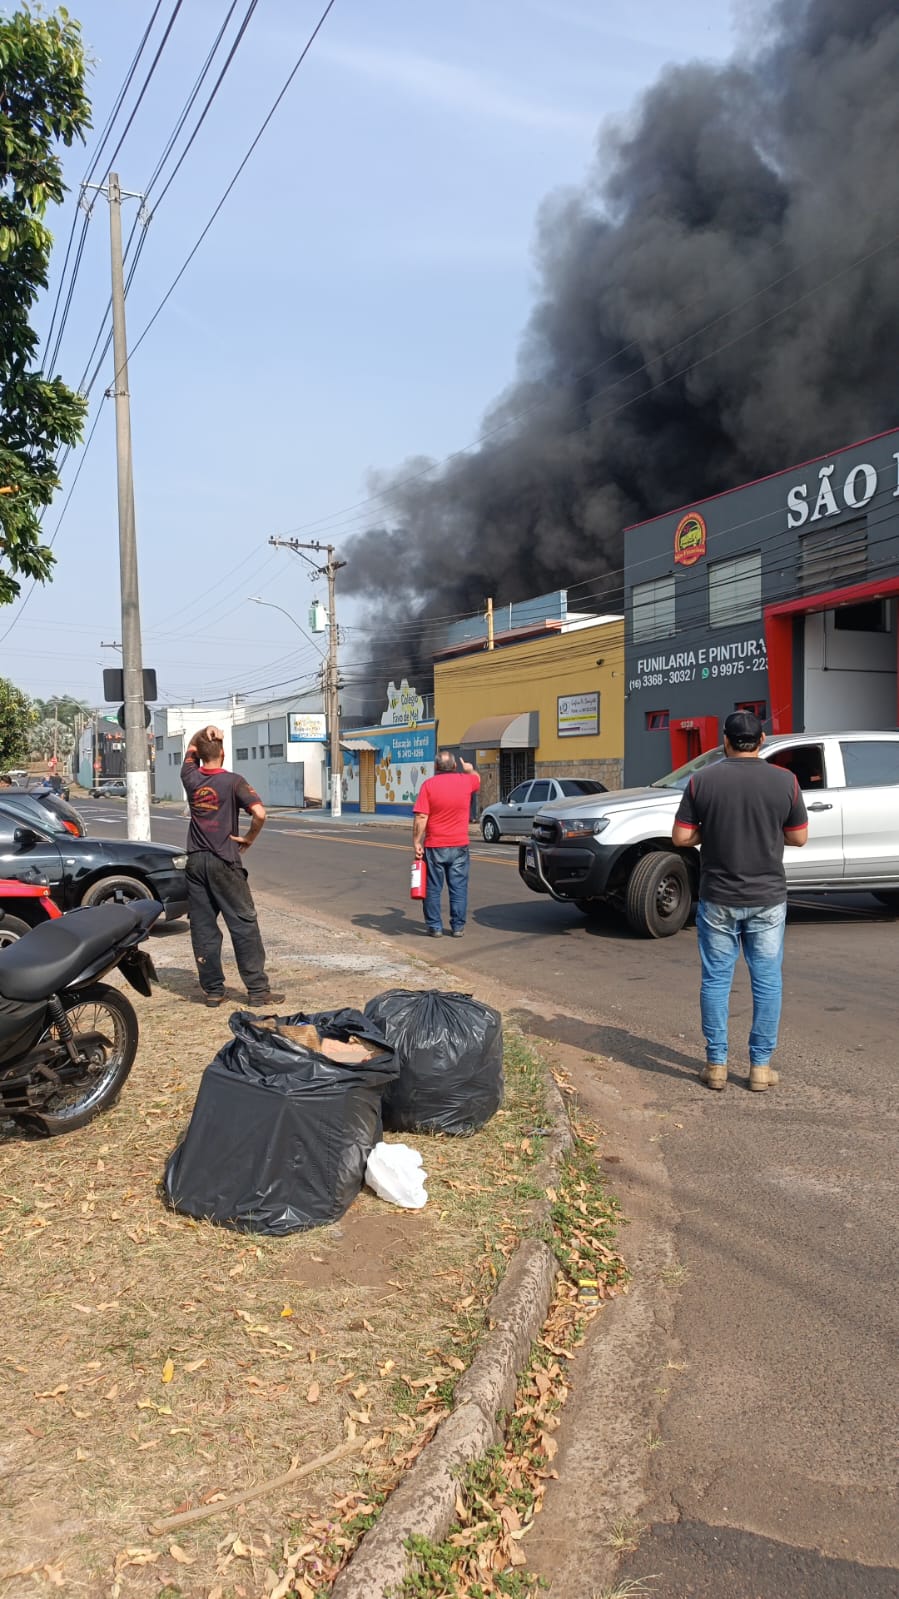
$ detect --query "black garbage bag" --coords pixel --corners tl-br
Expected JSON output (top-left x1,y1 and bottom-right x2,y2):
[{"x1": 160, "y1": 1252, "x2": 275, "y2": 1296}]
[
  {"x1": 163, "y1": 1008, "x2": 398, "y2": 1234},
  {"x1": 364, "y1": 989, "x2": 503, "y2": 1136}
]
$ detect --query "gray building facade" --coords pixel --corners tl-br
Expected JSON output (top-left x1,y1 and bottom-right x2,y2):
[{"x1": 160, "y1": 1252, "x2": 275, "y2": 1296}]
[{"x1": 624, "y1": 426, "x2": 899, "y2": 786}]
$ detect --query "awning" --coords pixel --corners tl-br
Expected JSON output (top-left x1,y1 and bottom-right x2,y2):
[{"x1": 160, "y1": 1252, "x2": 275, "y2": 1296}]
[
  {"x1": 459, "y1": 711, "x2": 539, "y2": 750},
  {"x1": 341, "y1": 739, "x2": 378, "y2": 752}
]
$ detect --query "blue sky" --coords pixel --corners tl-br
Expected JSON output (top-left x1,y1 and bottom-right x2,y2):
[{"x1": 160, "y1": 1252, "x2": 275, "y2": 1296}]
[{"x1": 2, "y1": 0, "x2": 740, "y2": 708}]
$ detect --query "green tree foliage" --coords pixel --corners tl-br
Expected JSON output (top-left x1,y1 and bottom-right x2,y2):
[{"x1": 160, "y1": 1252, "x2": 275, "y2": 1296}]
[
  {"x1": 30, "y1": 692, "x2": 89, "y2": 730},
  {"x1": 27, "y1": 713, "x2": 73, "y2": 758},
  {"x1": 0, "y1": 675, "x2": 31, "y2": 765},
  {"x1": 0, "y1": 5, "x2": 92, "y2": 603}
]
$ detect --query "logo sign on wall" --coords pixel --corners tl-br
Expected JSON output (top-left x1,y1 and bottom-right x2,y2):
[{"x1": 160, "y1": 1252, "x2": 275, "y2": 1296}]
[
  {"x1": 674, "y1": 512, "x2": 707, "y2": 566},
  {"x1": 381, "y1": 679, "x2": 424, "y2": 728},
  {"x1": 288, "y1": 712, "x2": 327, "y2": 742},
  {"x1": 558, "y1": 692, "x2": 600, "y2": 737}
]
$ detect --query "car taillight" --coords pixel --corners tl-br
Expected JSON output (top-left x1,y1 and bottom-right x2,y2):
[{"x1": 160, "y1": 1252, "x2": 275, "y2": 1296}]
[{"x1": 63, "y1": 819, "x2": 79, "y2": 836}]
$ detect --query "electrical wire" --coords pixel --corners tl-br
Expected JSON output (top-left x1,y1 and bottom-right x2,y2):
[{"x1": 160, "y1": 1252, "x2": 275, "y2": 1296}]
[
  {"x1": 148, "y1": 0, "x2": 262, "y2": 211},
  {"x1": 100, "y1": 0, "x2": 187, "y2": 180},
  {"x1": 122, "y1": 0, "x2": 339, "y2": 371},
  {"x1": 41, "y1": 0, "x2": 166, "y2": 367}
]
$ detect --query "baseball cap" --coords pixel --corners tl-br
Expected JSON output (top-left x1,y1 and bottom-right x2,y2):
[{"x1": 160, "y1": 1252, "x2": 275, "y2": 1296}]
[{"x1": 724, "y1": 709, "x2": 763, "y2": 744}]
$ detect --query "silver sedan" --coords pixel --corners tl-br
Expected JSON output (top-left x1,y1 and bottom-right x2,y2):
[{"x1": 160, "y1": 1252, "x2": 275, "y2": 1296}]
[{"x1": 480, "y1": 777, "x2": 607, "y2": 842}]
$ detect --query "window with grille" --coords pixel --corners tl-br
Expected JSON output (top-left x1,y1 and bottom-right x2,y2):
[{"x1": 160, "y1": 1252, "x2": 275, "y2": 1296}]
[
  {"x1": 800, "y1": 519, "x2": 867, "y2": 590},
  {"x1": 632, "y1": 577, "x2": 675, "y2": 643},
  {"x1": 236, "y1": 747, "x2": 248, "y2": 760},
  {"x1": 270, "y1": 743, "x2": 284, "y2": 758},
  {"x1": 736, "y1": 700, "x2": 767, "y2": 720},
  {"x1": 646, "y1": 709, "x2": 670, "y2": 731},
  {"x1": 708, "y1": 551, "x2": 761, "y2": 627}
]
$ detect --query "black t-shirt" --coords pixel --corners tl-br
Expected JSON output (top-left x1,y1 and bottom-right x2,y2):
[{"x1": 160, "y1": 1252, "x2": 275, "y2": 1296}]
[
  {"x1": 181, "y1": 758, "x2": 260, "y2": 865},
  {"x1": 675, "y1": 757, "x2": 808, "y2": 907}
]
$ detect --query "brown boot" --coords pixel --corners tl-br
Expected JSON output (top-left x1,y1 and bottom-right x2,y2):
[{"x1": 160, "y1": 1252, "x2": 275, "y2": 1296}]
[
  {"x1": 701, "y1": 1064, "x2": 727, "y2": 1091},
  {"x1": 749, "y1": 1065, "x2": 775, "y2": 1091}
]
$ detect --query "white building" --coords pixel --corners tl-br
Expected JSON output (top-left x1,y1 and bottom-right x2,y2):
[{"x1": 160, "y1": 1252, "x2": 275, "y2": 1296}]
[{"x1": 153, "y1": 692, "x2": 329, "y2": 807}]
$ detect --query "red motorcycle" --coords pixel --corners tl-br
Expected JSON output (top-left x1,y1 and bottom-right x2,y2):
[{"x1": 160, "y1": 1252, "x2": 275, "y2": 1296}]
[{"x1": 0, "y1": 876, "x2": 62, "y2": 949}]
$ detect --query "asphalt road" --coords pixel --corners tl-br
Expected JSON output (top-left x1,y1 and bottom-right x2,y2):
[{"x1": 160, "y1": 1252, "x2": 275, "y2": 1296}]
[{"x1": 80, "y1": 799, "x2": 899, "y2": 1593}]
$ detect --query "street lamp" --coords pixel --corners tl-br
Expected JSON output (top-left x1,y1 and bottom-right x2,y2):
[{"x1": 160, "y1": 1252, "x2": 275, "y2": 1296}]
[{"x1": 248, "y1": 597, "x2": 339, "y2": 817}]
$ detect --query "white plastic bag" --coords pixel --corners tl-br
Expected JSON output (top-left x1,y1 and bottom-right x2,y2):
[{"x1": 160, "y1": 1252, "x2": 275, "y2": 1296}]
[{"x1": 364, "y1": 1141, "x2": 428, "y2": 1209}]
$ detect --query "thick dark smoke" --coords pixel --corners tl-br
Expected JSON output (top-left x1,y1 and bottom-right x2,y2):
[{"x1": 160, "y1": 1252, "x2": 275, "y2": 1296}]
[{"x1": 344, "y1": 0, "x2": 899, "y2": 688}]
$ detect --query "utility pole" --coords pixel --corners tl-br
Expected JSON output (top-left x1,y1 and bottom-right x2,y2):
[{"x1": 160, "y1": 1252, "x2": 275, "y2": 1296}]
[
  {"x1": 486, "y1": 596, "x2": 495, "y2": 651},
  {"x1": 85, "y1": 172, "x2": 151, "y2": 840},
  {"x1": 269, "y1": 536, "x2": 346, "y2": 818}
]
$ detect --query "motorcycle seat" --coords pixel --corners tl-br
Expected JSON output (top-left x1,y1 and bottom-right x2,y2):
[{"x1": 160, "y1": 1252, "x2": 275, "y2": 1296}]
[{"x1": 0, "y1": 905, "x2": 144, "y2": 1002}]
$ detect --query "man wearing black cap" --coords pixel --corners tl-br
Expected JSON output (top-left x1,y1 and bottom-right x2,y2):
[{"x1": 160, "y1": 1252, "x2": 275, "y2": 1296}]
[{"x1": 672, "y1": 711, "x2": 808, "y2": 1091}]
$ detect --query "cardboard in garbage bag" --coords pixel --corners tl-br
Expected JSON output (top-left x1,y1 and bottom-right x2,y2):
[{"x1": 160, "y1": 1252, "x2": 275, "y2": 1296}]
[
  {"x1": 364, "y1": 988, "x2": 503, "y2": 1136},
  {"x1": 163, "y1": 1008, "x2": 398, "y2": 1234}
]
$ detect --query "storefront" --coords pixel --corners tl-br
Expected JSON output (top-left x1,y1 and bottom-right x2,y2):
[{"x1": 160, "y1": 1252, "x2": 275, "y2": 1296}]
[
  {"x1": 624, "y1": 427, "x2": 899, "y2": 785},
  {"x1": 340, "y1": 680, "x2": 437, "y2": 815},
  {"x1": 434, "y1": 616, "x2": 625, "y2": 808}
]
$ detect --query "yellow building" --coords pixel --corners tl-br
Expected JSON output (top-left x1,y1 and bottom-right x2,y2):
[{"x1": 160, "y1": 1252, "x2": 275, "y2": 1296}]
[{"x1": 434, "y1": 616, "x2": 625, "y2": 807}]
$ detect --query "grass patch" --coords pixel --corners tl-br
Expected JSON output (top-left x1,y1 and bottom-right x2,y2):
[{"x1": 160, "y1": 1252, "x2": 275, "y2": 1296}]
[
  {"x1": 399, "y1": 1124, "x2": 628, "y2": 1599},
  {"x1": 0, "y1": 948, "x2": 551, "y2": 1598}
]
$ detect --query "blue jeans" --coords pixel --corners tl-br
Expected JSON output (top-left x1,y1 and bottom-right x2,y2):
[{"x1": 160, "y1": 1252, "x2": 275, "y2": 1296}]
[
  {"x1": 696, "y1": 900, "x2": 787, "y2": 1066},
  {"x1": 424, "y1": 846, "x2": 470, "y2": 932}
]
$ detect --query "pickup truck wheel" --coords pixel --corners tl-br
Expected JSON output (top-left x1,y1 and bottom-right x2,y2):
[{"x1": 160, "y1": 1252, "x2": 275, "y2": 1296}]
[{"x1": 625, "y1": 852, "x2": 692, "y2": 938}]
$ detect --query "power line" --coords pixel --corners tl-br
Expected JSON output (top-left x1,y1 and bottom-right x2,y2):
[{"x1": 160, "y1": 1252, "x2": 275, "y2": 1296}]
[
  {"x1": 122, "y1": 0, "x2": 339, "y2": 371},
  {"x1": 0, "y1": 399, "x2": 108, "y2": 646},
  {"x1": 41, "y1": 0, "x2": 166, "y2": 367},
  {"x1": 149, "y1": 0, "x2": 262, "y2": 211},
  {"x1": 101, "y1": 0, "x2": 187, "y2": 179}
]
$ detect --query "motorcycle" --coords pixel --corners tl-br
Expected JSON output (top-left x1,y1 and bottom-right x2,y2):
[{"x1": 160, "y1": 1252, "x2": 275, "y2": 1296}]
[{"x1": 0, "y1": 901, "x2": 161, "y2": 1136}]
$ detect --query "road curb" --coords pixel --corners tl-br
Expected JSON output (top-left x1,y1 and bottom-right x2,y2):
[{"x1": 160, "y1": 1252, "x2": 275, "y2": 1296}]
[{"x1": 331, "y1": 1069, "x2": 573, "y2": 1599}]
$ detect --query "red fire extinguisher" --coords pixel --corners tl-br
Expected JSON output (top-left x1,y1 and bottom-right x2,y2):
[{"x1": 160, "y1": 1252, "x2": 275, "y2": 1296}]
[{"x1": 410, "y1": 857, "x2": 427, "y2": 900}]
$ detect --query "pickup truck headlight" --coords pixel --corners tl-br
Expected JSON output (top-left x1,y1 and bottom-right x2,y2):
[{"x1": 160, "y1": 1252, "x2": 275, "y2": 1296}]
[
  {"x1": 171, "y1": 854, "x2": 188, "y2": 869},
  {"x1": 560, "y1": 817, "x2": 611, "y2": 839}
]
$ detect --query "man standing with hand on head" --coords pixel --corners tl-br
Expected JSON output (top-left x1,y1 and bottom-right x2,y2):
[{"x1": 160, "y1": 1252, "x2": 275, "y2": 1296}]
[
  {"x1": 181, "y1": 725, "x2": 283, "y2": 1009},
  {"x1": 412, "y1": 750, "x2": 480, "y2": 938},
  {"x1": 672, "y1": 710, "x2": 808, "y2": 1091}
]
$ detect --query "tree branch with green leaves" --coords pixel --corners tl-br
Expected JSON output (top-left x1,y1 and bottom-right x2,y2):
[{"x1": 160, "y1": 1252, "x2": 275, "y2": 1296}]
[{"x1": 0, "y1": 5, "x2": 92, "y2": 603}]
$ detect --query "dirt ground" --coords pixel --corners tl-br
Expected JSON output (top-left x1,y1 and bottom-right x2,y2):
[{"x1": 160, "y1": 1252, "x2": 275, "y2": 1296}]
[{"x1": 0, "y1": 905, "x2": 548, "y2": 1598}]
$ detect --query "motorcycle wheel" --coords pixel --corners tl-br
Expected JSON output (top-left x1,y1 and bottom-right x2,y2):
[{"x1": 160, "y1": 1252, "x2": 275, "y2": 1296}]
[{"x1": 22, "y1": 982, "x2": 139, "y2": 1137}]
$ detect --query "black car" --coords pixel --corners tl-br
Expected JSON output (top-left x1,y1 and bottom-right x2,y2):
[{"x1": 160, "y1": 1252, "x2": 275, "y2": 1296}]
[
  {"x1": 0, "y1": 794, "x2": 188, "y2": 920},
  {"x1": 5, "y1": 785, "x2": 86, "y2": 837}
]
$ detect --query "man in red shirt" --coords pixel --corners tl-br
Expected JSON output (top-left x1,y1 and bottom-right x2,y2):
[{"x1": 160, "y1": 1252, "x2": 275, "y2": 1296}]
[{"x1": 412, "y1": 751, "x2": 480, "y2": 937}]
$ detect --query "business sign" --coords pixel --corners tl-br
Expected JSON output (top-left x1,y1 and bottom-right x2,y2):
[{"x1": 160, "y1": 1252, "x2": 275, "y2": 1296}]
[
  {"x1": 381, "y1": 679, "x2": 424, "y2": 728},
  {"x1": 674, "y1": 512, "x2": 707, "y2": 566},
  {"x1": 558, "y1": 692, "x2": 599, "y2": 737},
  {"x1": 288, "y1": 712, "x2": 327, "y2": 742},
  {"x1": 627, "y1": 633, "x2": 768, "y2": 694}
]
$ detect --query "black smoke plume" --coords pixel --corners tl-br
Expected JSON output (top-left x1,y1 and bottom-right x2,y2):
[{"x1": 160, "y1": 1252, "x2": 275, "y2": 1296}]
[{"x1": 343, "y1": 0, "x2": 899, "y2": 688}]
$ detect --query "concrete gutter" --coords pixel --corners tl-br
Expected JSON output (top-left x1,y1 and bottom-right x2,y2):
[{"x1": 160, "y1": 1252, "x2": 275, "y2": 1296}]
[{"x1": 332, "y1": 1073, "x2": 573, "y2": 1599}]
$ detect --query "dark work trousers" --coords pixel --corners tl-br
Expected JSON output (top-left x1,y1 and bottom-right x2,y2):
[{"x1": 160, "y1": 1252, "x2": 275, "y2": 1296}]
[{"x1": 186, "y1": 851, "x2": 268, "y2": 998}]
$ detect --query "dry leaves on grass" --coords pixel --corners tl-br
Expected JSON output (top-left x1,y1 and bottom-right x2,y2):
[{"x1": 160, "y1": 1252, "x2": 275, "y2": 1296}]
[{"x1": 0, "y1": 958, "x2": 550, "y2": 1597}]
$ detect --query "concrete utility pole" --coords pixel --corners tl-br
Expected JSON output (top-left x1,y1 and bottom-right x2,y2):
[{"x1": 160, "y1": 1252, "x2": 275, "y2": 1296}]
[
  {"x1": 486, "y1": 596, "x2": 495, "y2": 651},
  {"x1": 269, "y1": 536, "x2": 346, "y2": 818},
  {"x1": 87, "y1": 172, "x2": 151, "y2": 840}
]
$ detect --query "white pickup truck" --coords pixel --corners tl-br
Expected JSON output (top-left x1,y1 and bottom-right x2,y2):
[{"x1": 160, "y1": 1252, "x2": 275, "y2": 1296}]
[{"x1": 518, "y1": 730, "x2": 899, "y2": 937}]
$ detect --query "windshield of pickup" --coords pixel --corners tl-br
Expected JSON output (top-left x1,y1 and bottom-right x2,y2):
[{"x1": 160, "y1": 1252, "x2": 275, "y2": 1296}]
[{"x1": 651, "y1": 747, "x2": 726, "y2": 792}]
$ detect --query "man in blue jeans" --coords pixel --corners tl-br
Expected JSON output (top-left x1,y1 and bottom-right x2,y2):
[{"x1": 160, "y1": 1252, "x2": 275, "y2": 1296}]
[
  {"x1": 672, "y1": 711, "x2": 808, "y2": 1091},
  {"x1": 412, "y1": 751, "x2": 480, "y2": 938}
]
